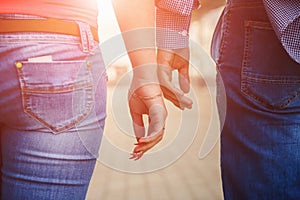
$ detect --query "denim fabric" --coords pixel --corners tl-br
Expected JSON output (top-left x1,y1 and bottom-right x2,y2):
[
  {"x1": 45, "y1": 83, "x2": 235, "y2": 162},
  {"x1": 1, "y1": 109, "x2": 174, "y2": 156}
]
[
  {"x1": 0, "y1": 30, "x2": 107, "y2": 199},
  {"x1": 212, "y1": 0, "x2": 300, "y2": 199}
]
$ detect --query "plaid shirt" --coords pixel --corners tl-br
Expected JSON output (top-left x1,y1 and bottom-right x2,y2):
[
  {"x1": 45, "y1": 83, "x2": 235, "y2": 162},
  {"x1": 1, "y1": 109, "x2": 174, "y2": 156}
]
[
  {"x1": 156, "y1": 0, "x2": 300, "y2": 63},
  {"x1": 155, "y1": 0, "x2": 200, "y2": 49},
  {"x1": 263, "y1": 0, "x2": 300, "y2": 63}
]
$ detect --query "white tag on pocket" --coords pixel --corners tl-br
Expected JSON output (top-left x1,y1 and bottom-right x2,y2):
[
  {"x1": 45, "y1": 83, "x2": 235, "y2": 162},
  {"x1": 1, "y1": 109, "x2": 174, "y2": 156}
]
[{"x1": 28, "y1": 55, "x2": 53, "y2": 62}]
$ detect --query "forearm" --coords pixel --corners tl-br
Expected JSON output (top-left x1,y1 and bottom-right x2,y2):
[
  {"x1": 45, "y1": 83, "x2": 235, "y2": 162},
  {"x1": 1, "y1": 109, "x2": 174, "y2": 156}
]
[{"x1": 112, "y1": 0, "x2": 156, "y2": 67}]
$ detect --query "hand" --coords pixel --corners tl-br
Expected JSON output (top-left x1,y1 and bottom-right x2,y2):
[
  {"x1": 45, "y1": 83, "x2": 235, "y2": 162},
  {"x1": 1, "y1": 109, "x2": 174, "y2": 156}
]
[
  {"x1": 128, "y1": 64, "x2": 167, "y2": 160},
  {"x1": 128, "y1": 84, "x2": 167, "y2": 160},
  {"x1": 157, "y1": 48, "x2": 193, "y2": 110}
]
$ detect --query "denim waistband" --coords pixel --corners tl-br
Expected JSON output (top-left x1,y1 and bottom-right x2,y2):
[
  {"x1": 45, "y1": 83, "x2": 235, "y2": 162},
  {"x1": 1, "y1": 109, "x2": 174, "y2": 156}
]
[{"x1": 0, "y1": 14, "x2": 98, "y2": 53}]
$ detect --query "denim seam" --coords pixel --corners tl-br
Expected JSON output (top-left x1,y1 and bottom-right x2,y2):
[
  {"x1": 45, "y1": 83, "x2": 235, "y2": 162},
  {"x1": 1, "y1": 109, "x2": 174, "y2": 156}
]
[
  {"x1": 16, "y1": 61, "x2": 95, "y2": 134},
  {"x1": 218, "y1": 7, "x2": 231, "y2": 65},
  {"x1": 242, "y1": 74, "x2": 300, "y2": 84},
  {"x1": 22, "y1": 82, "x2": 93, "y2": 93},
  {"x1": 75, "y1": 72, "x2": 108, "y2": 159},
  {"x1": 217, "y1": 4, "x2": 266, "y2": 68}
]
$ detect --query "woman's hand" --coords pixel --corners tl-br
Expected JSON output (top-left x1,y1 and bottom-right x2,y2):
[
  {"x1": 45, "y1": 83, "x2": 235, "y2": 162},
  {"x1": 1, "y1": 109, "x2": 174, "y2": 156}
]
[{"x1": 128, "y1": 83, "x2": 167, "y2": 160}]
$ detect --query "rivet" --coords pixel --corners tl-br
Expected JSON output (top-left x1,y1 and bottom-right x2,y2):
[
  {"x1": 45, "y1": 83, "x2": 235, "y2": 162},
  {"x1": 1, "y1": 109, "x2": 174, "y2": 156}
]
[
  {"x1": 87, "y1": 61, "x2": 92, "y2": 67},
  {"x1": 16, "y1": 62, "x2": 23, "y2": 69}
]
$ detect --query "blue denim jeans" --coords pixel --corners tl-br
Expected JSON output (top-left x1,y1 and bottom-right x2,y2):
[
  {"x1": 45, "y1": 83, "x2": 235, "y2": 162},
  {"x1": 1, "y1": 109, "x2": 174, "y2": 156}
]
[
  {"x1": 212, "y1": 0, "x2": 300, "y2": 199},
  {"x1": 0, "y1": 18, "x2": 107, "y2": 199}
]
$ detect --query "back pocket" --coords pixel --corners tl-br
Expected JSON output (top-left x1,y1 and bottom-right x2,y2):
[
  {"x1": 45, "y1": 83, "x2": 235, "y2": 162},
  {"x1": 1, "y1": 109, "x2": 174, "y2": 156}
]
[
  {"x1": 16, "y1": 59, "x2": 94, "y2": 134},
  {"x1": 241, "y1": 21, "x2": 300, "y2": 111}
]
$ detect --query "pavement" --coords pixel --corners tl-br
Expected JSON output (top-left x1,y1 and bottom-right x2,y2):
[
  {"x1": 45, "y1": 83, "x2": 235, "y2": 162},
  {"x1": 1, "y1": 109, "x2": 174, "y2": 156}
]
[
  {"x1": 86, "y1": 3, "x2": 225, "y2": 199},
  {"x1": 86, "y1": 79, "x2": 223, "y2": 200}
]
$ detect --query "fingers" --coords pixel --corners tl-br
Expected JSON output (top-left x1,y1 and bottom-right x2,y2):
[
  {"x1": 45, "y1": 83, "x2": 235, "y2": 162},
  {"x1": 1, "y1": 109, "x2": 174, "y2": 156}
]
[
  {"x1": 158, "y1": 65, "x2": 184, "y2": 98},
  {"x1": 160, "y1": 85, "x2": 192, "y2": 109},
  {"x1": 176, "y1": 58, "x2": 190, "y2": 93},
  {"x1": 128, "y1": 91, "x2": 146, "y2": 138},
  {"x1": 129, "y1": 99, "x2": 167, "y2": 161},
  {"x1": 147, "y1": 104, "x2": 167, "y2": 136},
  {"x1": 157, "y1": 48, "x2": 174, "y2": 67},
  {"x1": 132, "y1": 122, "x2": 146, "y2": 139},
  {"x1": 157, "y1": 48, "x2": 192, "y2": 109},
  {"x1": 129, "y1": 151, "x2": 144, "y2": 160},
  {"x1": 157, "y1": 64, "x2": 192, "y2": 109},
  {"x1": 130, "y1": 128, "x2": 164, "y2": 160}
]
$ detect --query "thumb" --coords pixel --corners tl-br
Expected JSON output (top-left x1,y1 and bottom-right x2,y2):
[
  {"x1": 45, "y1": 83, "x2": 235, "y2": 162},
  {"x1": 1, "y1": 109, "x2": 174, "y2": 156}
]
[
  {"x1": 147, "y1": 104, "x2": 167, "y2": 136},
  {"x1": 178, "y1": 65, "x2": 190, "y2": 93},
  {"x1": 173, "y1": 48, "x2": 190, "y2": 93},
  {"x1": 132, "y1": 121, "x2": 146, "y2": 139}
]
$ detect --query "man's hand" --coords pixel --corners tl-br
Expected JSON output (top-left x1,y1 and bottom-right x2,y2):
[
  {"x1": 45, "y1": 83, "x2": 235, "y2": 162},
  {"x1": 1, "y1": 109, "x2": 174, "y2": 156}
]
[
  {"x1": 128, "y1": 84, "x2": 167, "y2": 160},
  {"x1": 157, "y1": 48, "x2": 193, "y2": 110}
]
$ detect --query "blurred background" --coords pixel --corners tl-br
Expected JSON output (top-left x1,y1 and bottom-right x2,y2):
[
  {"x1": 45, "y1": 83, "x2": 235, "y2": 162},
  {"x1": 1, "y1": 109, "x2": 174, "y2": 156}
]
[{"x1": 86, "y1": 0, "x2": 226, "y2": 199}]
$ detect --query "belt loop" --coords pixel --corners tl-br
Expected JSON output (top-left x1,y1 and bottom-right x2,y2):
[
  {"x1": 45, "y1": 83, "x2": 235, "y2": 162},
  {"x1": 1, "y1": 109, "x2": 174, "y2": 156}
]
[{"x1": 76, "y1": 21, "x2": 97, "y2": 53}]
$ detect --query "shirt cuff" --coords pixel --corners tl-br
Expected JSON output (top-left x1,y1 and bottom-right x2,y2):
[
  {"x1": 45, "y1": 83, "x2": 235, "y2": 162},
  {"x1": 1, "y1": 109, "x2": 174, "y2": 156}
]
[{"x1": 156, "y1": 8, "x2": 192, "y2": 49}]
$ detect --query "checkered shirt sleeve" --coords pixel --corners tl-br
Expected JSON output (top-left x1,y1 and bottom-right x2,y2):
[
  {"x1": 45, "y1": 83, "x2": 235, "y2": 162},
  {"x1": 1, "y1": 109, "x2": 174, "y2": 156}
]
[
  {"x1": 155, "y1": 0, "x2": 198, "y2": 16},
  {"x1": 263, "y1": 0, "x2": 300, "y2": 64},
  {"x1": 155, "y1": 0, "x2": 200, "y2": 49}
]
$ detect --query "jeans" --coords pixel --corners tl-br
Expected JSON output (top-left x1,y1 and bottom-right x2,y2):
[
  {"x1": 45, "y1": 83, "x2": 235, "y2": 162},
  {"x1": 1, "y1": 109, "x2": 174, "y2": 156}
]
[
  {"x1": 212, "y1": 0, "x2": 300, "y2": 199},
  {"x1": 0, "y1": 17, "x2": 107, "y2": 199}
]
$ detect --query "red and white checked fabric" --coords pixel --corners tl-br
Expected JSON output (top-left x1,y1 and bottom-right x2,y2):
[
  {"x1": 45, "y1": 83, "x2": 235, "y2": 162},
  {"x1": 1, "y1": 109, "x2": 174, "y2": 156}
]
[
  {"x1": 155, "y1": 0, "x2": 199, "y2": 16},
  {"x1": 156, "y1": 0, "x2": 300, "y2": 64},
  {"x1": 155, "y1": 0, "x2": 200, "y2": 49},
  {"x1": 263, "y1": 0, "x2": 300, "y2": 64}
]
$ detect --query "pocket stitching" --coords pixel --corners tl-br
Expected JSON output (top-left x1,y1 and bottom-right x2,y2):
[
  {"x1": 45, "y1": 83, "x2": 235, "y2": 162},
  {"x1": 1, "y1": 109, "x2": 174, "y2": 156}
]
[
  {"x1": 17, "y1": 60, "x2": 94, "y2": 134},
  {"x1": 241, "y1": 21, "x2": 300, "y2": 110}
]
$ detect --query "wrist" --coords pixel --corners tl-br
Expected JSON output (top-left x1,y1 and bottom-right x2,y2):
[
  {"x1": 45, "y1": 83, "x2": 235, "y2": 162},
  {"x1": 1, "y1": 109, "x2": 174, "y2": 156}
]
[{"x1": 130, "y1": 64, "x2": 160, "y2": 93}]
